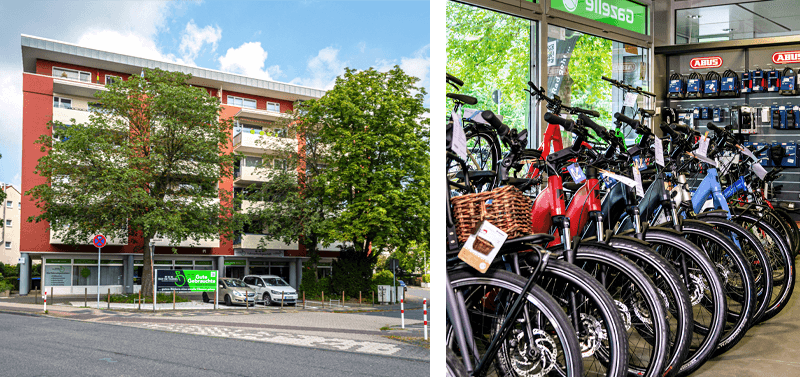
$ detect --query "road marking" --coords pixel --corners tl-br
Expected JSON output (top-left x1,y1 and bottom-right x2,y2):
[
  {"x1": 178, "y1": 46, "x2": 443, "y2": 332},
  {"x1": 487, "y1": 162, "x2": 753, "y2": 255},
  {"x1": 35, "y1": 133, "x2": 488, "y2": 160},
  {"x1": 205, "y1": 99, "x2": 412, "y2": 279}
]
[
  {"x1": 111, "y1": 322, "x2": 402, "y2": 356},
  {"x1": 99, "y1": 358, "x2": 117, "y2": 363}
]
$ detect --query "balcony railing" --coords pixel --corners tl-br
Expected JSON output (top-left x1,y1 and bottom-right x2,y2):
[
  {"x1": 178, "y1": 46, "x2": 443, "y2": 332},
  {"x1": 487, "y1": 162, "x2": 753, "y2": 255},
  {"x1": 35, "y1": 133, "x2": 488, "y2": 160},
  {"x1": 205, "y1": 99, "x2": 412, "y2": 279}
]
[{"x1": 233, "y1": 131, "x2": 297, "y2": 154}]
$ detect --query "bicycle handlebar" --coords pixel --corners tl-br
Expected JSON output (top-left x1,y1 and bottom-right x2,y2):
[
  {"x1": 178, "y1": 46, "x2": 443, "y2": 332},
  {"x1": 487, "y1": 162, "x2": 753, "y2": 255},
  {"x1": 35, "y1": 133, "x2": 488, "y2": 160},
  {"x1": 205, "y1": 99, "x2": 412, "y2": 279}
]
[
  {"x1": 544, "y1": 112, "x2": 576, "y2": 131},
  {"x1": 601, "y1": 76, "x2": 657, "y2": 97},
  {"x1": 446, "y1": 73, "x2": 463, "y2": 87},
  {"x1": 481, "y1": 110, "x2": 511, "y2": 139},
  {"x1": 614, "y1": 112, "x2": 640, "y2": 128},
  {"x1": 579, "y1": 113, "x2": 609, "y2": 139}
]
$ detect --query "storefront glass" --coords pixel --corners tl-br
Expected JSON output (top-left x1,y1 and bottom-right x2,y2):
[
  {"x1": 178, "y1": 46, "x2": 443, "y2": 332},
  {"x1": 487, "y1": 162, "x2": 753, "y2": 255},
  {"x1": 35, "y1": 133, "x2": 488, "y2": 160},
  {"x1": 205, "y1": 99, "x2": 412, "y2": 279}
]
[
  {"x1": 676, "y1": 1, "x2": 800, "y2": 44},
  {"x1": 446, "y1": 1, "x2": 536, "y2": 138},
  {"x1": 547, "y1": 25, "x2": 650, "y2": 146}
]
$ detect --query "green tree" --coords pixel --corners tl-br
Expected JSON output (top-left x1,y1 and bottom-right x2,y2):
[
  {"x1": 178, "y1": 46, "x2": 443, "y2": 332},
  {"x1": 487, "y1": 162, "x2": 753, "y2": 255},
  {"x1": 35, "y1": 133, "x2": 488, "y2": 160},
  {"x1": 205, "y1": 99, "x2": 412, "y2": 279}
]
[
  {"x1": 330, "y1": 246, "x2": 377, "y2": 298},
  {"x1": 26, "y1": 68, "x2": 241, "y2": 297},
  {"x1": 299, "y1": 66, "x2": 429, "y2": 262},
  {"x1": 385, "y1": 240, "x2": 429, "y2": 276}
]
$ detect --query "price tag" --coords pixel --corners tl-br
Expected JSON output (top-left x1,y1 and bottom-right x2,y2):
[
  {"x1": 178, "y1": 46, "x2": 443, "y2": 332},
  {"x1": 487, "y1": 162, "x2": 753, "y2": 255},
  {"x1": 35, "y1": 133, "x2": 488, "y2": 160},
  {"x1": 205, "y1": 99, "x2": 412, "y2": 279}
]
[
  {"x1": 738, "y1": 144, "x2": 758, "y2": 162},
  {"x1": 688, "y1": 152, "x2": 717, "y2": 167},
  {"x1": 632, "y1": 164, "x2": 644, "y2": 198},
  {"x1": 458, "y1": 220, "x2": 509, "y2": 273},
  {"x1": 599, "y1": 169, "x2": 636, "y2": 188},
  {"x1": 624, "y1": 92, "x2": 639, "y2": 107},
  {"x1": 463, "y1": 108, "x2": 488, "y2": 124},
  {"x1": 451, "y1": 110, "x2": 467, "y2": 159},
  {"x1": 752, "y1": 163, "x2": 768, "y2": 179},
  {"x1": 654, "y1": 137, "x2": 665, "y2": 167},
  {"x1": 762, "y1": 107, "x2": 770, "y2": 123},
  {"x1": 567, "y1": 163, "x2": 586, "y2": 184},
  {"x1": 697, "y1": 135, "x2": 710, "y2": 157}
]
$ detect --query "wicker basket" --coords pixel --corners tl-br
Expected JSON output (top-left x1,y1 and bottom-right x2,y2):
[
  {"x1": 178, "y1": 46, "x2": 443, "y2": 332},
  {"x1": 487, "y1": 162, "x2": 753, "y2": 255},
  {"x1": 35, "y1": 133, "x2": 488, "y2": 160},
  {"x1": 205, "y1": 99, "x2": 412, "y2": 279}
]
[
  {"x1": 473, "y1": 236, "x2": 494, "y2": 255},
  {"x1": 450, "y1": 185, "x2": 533, "y2": 244}
]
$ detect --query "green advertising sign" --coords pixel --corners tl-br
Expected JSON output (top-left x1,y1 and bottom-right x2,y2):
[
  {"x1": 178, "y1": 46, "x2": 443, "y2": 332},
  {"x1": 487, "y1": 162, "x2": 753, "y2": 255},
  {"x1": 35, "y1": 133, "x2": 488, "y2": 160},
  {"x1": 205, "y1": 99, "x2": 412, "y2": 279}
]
[
  {"x1": 46, "y1": 259, "x2": 71, "y2": 264},
  {"x1": 224, "y1": 260, "x2": 245, "y2": 266},
  {"x1": 551, "y1": 0, "x2": 647, "y2": 35},
  {"x1": 156, "y1": 269, "x2": 218, "y2": 292}
]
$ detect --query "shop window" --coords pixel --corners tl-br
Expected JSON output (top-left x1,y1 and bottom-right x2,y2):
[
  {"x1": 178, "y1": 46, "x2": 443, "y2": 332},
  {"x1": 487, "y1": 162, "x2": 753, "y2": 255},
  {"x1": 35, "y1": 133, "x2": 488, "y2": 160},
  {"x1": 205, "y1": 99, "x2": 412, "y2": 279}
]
[
  {"x1": 546, "y1": 25, "x2": 650, "y2": 146},
  {"x1": 72, "y1": 266, "x2": 124, "y2": 285}
]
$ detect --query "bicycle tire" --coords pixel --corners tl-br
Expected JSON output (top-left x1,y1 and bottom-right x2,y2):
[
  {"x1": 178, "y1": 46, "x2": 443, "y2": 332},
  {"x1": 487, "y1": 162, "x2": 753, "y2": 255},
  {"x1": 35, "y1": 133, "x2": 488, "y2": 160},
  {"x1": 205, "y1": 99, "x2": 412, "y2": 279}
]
[
  {"x1": 697, "y1": 216, "x2": 773, "y2": 325},
  {"x1": 679, "y1": 219, "x2": 756, "y2": 356},
  {"x1": 639, "y1": 228, "x2": 727, "y2": 377},
  {"x1": 447, "y1": 267, "x2": 585, "y2": 377},
  {"x1": 568, "y1": 245, "x2": 671, "y2": 377},
  {"x1": 601, "y1": 236, "x2": 693, "y2": 377},
  {"x1": 447, "y1": 123, "x2": 501, "y2": 195},
  {"x1": 730, "y1": 211, "x2": 795, "y2": 322},
  {"x1": 447, "y1": 347, "x2": 469, "y2": 377},
  {"x1": 771, "y1": 207, "x2": 799, "y2": 256}
]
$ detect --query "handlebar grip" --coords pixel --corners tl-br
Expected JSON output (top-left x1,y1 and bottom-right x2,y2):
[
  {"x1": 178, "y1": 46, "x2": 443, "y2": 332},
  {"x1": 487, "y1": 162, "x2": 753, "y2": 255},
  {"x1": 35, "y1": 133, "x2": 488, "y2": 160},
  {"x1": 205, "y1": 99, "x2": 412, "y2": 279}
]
[
  {"x1": 755, "y1": 145, "x2": 769, "y2": 156},
  {"x1": 481, "y1": 110, "x2": 511, "y2": 139},
  {"x1": 446, "y1": 73, "x2": 463, "y2": 87},
  {"x1": 660, "y1": 123, "x2": 678, "y2": 138},
  {"x1": 578, "y1": 113, "x2": 608, "y2": 138},
  {"x1": 544, "y1": 112, "x2": 575, "y2": 131},
  {"x1": 573, "y1": 107, "x2": 601, "y2": 118},
  {"x1": 672, "y1": 123, "x2": 692, "y2": 135},
  {"x1": 613, "y1": 112, "x2": 640, "y2": 128},
  {"x1": 706, "y1": 122, "x2": 723, "y2": 133}
]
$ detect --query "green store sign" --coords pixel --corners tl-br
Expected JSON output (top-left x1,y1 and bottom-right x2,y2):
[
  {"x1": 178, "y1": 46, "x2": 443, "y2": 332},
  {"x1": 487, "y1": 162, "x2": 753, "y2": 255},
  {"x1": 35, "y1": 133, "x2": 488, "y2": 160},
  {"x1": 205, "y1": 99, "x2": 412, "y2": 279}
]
[
  {"x1": 156, "y1": 269, "x2": 218, "y2": 292},
  {"x1": 552, "y1": 0, "x2": 647, "y2": 35}
]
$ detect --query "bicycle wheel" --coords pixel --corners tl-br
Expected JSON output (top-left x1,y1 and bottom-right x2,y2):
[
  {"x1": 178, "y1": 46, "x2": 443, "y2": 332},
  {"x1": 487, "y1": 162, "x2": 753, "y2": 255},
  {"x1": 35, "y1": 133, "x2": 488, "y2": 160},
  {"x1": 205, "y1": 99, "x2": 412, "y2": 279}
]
[
  {"x1": 771, "y1": 207, "x2": 799, "y2": 256},
  {"x1": 447, "y1": 348, "x2": 469, "y2": 377},
  {"x1": 602, "y1": 236, "x2": 693, "y2": 377},
  {"x1": 520, "y1": 256, "x2": 629, "y2": 377},
  {"x1": 730, "y1": 211, "x2": 795, "y2": 322},
  {"x1": 640, "y1": 228, "x2": 726, "y2": 377},
  {"x1": 447, "y1": 267, "x2": 584, "y2": 377},
  {"x1": 680, "y1": 219, "x2": 756, "y2": 356},
  {"x1": 698, "y1": 216, "x2": 773, "y2": 325},
  {"x1": 447, "y1": 122, "x2": 501, "y2": 195},
  {"x1": 569, "y1": 245, "x2": 671, "y2": 377}
]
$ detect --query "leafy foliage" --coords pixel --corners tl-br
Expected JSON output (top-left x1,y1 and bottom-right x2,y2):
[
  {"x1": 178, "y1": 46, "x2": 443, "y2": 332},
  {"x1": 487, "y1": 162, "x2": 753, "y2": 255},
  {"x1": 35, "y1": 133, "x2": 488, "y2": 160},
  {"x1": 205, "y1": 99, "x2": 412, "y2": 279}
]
[
  {"x1": 371, "y1": 269, "x2": 394, "y2": 286},
  {"x1": 329, "y1": 246, "x2": 378, "y2": 298},
  {"x1": 26, "y1": 68, "x2": 241, "y2": 297}
]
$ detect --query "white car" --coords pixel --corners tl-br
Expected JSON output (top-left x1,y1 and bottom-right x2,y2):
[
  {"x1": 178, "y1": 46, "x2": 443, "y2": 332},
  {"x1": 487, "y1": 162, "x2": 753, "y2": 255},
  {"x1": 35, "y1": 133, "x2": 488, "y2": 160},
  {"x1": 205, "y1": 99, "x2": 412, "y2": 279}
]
[{"x1": 243, "y1": 275, "x2": 298, "y2": 306}]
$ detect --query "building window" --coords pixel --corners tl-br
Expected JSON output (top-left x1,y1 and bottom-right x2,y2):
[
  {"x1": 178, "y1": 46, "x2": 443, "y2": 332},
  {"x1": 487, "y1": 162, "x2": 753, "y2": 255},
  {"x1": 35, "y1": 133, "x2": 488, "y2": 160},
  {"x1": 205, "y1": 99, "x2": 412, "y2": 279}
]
[
  {"x1": 267, "y1": 102, "x2": 280, "y2": 112},
  {"x1": 18, "y1": 202, "x2": 21, "y2": 209},
  {"x1": 105, "y1": 75, "x2": 121, "y2": 85},
  {"x1": 53, "y1": 67, "x2": 91, "y2": 83},
  {"x1": 5, "y1": 220, "x2": 11, "y2": 227},
  {"x1": 227, "y1": 95, "x2": 257, "y2": 109},
  {"x1": 53, "y1": 96, "x2": 72, "y2": 109},
  {"x1": 4, "y1": 242, "x2": 10, "y2": 249},
  {"x1": 5, "y1": 201, "x2": 11, "y2": 208}
]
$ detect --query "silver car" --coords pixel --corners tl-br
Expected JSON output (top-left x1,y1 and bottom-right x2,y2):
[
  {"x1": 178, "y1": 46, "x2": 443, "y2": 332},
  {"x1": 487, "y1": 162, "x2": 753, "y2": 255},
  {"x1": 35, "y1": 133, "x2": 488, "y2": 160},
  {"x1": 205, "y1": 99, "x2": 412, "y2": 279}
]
[{"x1": 243, "y1": 275, "x2": 298, "y2": 306}]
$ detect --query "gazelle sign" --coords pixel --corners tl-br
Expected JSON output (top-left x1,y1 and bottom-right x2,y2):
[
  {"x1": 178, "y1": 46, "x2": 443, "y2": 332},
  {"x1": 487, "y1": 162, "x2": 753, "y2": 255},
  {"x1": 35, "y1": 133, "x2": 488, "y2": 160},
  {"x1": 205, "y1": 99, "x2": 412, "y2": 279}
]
[
  {"x1": 690, "y1": 56, "x2": 723, "y2": 69},
  {"x1": 551, "y1": 0, "x2": 648, "y2": 35},
  {"x1": 772, "y1": 51, "x2": 800, "y2": 64}
]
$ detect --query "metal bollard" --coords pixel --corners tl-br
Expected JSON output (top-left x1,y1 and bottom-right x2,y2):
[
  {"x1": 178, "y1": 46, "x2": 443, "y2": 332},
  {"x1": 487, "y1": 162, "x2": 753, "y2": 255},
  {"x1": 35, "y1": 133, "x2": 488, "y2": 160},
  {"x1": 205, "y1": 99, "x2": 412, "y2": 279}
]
[
  {"x1": 138, "y1": 290, "x2": 141, "y2": 310},
  {"x1": 173, "y1": 290, "x2": 176, "y2": 310},
  {"x1": 303, "y1": 291, "x2": 306, "y2": 309},
  {"x1": 372, "y1": 291, "x2": 374, "y2": 306},
  {"x1": 359, "y1": 291, "x2": 362, "y2": 306},
  {"x1": 85, "y1": 287, "x2": 87, "y2": 307},
  {"x1": 321, "y1": 291, "x2": 324, "y2": 308},
  {"x1": 424, "y1": 298, "x2": 428, "y2": 340},
  {"x1": 401, "y1": 298, "x2": 405, "y2": 329},
  {"x1": 342, "y1": 291, "x2": 345, "y2": 307},
  {"x1": 50, "y1": 286, "x2": 53, "y2": 302},
  {"x1": 107, "y1": 288, "x2": 111, "y2": 309},
  {"x1": 43, "y1": 290, "x2": 47, "y2": 312},
  {"x1": 281, "y1": 292, "x2": 284, "y2": 311}
]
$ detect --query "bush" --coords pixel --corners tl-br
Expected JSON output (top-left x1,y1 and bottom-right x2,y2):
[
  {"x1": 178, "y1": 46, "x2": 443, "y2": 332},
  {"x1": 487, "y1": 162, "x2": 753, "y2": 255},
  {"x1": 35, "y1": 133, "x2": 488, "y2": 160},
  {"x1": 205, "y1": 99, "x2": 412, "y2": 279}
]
[
  {"x1": 372, "y1": 270, "x2": 394, "y2": 286},
  {"x1": 2, "y1": 277, "x2": 18, "y2": 291},
  {"x1": 423, "y1": 273, "x2": 430, "y2": 283},
  {"x1": 329, "y1": 246, "x2": 377, "y2": 299},
  {"x1": 0, "y1": 279, "x2": 12, "y2": 292}
]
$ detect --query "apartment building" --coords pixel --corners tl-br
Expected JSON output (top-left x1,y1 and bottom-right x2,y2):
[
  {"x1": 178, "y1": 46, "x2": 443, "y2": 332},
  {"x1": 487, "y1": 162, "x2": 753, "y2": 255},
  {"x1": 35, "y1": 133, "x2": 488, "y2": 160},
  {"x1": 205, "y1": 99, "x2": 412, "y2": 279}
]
[
  {"x1": 1, "y1": 185, "x2": 21, "y2": 266},
  {"x1": 19, "y1": 35, "x2": 340, "y2": 295}
]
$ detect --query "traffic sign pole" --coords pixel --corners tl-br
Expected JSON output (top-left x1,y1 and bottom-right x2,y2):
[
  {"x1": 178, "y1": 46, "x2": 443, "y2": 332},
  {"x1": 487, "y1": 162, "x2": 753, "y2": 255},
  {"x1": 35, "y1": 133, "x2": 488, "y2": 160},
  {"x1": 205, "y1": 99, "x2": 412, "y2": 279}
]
[{"x1": 92, "y1": 235, "x2": 107, "y2": 310}]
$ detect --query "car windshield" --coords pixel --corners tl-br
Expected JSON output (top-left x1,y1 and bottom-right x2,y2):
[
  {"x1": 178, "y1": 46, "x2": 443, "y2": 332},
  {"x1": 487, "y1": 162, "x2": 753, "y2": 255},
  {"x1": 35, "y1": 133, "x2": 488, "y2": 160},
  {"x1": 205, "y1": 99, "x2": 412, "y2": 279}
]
[
  {"x1": 225, "y1": 279, "x2": 247, "y2": 288},
  {"x1": 264, "y1": 278, "x2": 290, "y2": 287}
]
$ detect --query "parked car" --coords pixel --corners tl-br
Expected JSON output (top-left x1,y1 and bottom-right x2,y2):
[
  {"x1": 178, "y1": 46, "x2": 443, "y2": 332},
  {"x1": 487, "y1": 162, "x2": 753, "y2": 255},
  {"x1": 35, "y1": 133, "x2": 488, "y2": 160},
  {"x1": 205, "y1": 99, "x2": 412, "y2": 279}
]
[
  {"x1": 202, "y1": 277, "x2": 256, "y2": 306},
  {"x1": 243, "y1": 275, "x2": 298, "y2": 306}
]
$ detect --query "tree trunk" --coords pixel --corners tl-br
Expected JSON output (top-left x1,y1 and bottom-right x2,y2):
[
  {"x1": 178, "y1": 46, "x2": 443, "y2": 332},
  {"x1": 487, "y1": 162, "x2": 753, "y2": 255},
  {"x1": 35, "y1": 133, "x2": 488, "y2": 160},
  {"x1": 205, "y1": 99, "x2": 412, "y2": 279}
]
[{"x1": 141, "y1": 236, "x2": 154, "y2": 298}]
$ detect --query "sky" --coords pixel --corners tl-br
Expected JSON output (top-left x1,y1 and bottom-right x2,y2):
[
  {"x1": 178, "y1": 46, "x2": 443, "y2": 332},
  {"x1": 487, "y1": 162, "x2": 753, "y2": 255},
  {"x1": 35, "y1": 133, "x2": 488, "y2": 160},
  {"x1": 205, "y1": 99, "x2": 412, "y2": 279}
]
[{"x1": 0, "y1": 0, "x2": 430, "y2": 190}]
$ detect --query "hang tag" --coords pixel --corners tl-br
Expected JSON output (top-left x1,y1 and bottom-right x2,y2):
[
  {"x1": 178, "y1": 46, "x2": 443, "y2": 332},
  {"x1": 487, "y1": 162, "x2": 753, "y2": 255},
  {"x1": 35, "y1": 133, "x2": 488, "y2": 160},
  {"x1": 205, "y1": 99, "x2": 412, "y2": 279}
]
[
  {"x1": 762, "y1": 107, "x2": 770, "y2": 123},
  {"x1": 689, "y1": 152, "x2": 717, "y2": 167},
  {"x1": 462, "y1": 108, "x2": 489, "y2": 124},
  {"x1": 458, "y1": 220, "x2": 508, "y2": 273},
  {"x1": 632, "y1": 164, "x2": 644, "y2": 198},
  {"x1": 654, "y1": 137, "x2": 665, "y2": 167},
  {"x1": 697, "y1": 135, "x2": 710, "y2": 157},
  {"x1": 752, "y1": 163, "x2": 768, "y2": 179},
  {"x1": 624, "y1": 92, "x2": 639, "y2": 107},
  {"x1": 451, "y1": 110, "x2": 468, "y2": 159},
  {"x1": 599, "y1": 169, "x2": 636, "y2": 188},
  {"x1": 567, "y1": 163, "x2": 586, "y2": 184},
  {"x1": 738, "y1": 144, "x2": 758, "y2": 162}
]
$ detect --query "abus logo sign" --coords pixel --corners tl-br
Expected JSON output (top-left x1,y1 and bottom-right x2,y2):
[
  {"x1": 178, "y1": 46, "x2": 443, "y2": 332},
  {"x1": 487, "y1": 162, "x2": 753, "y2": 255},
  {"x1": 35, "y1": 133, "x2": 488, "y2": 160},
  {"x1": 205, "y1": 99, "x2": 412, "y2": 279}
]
[
  {"x1": 772, "y1": 51, "x2": 800, "y2": 64},
  {"x1": 690, "y1": 56, "x2": 723, "y2": 69}
]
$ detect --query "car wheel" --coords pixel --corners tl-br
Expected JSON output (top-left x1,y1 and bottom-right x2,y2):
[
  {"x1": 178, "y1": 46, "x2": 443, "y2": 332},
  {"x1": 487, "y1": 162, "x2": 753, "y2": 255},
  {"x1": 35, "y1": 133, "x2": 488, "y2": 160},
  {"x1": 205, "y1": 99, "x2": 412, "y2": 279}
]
[
  {"x1": 263, "y1": 293, "x2": 272, "y2": 306},
  {"x1": 202, "y1": 293, "x2": 210, "y2": 303},
  {"x1": 224, "y1": 294, "x2": 232, "y2": 306}
]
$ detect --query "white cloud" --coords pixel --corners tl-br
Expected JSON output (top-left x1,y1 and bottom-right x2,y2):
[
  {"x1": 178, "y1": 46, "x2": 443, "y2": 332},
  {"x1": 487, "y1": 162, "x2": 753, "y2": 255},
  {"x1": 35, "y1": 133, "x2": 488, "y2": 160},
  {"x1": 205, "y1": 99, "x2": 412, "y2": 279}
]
[
  {"x1": 290, "y1": 47, "x2": 348, "y2": 90},
  {"x1": 77, "y1": 30, "x2": 188, "y2": 65},
  {"x1": 375, "y1": 45, "x2": 430, "y2": 89},
  {"x1": 217, "y1": 42, "x2": 282, "y2": 80},
  {"x1": 179, "y1": 20, "x2": 222, "y2": 65}
]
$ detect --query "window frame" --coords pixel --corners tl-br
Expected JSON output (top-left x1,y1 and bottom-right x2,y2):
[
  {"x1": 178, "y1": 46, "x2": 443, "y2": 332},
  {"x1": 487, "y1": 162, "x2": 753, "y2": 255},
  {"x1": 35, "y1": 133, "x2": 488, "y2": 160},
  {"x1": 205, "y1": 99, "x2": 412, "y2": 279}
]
[
  {"x1": 267, "y1": 102, "x2": 281, "y2": 112},
  {"x1": 5, "y1": 219, "x2": 11, "y2": 227},
  {"x1": 4, "y1": 242, "x2": 10, "y2": 249},
  {"x1": 53, "y1": 67, "x2": 92, "y2": 83},
  {"x1": 227, "y1": 95, "x2": 257, "y2": 109},
  {"x1": 6, "y1": 201, "x2": 11, "y2": 208},
  {"x1": 53, "y1": 96, "x2": 72, "y2": 109},
  {"x1": 105, "y1": 75, "x2": 122, "y2": 86}
]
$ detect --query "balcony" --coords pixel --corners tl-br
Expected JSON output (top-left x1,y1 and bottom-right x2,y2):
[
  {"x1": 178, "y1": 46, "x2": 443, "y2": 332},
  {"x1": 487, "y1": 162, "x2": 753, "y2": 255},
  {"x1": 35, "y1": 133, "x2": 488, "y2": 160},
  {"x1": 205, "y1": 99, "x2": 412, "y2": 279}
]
[
  {"x1": 234, "y1": 165, "x2": 277, "y2": 185},
  {"x1": 240, "y1": 199, "x2": 265, "y2": 214},
  {"x1": 152, "y1": 236, "x2": 219, "y2": 248},
  {"x1": 234, "y1": 234, "x2": 298, "y2": 250},
  {"x1": 235, "y1": 107, "x2": 291, "y2": 123},
  {"x1": 53, "y1": 106, "x2": 92, "y2": 125},
  {"x1": 50, "y1": 228, "x2": 127, "y2": 245},
  {"x1": 233, "y1": 131, "x2": 297, "y2": 154},
  {"x1": 52, "y1": 77, "x2": 107, "y2": 98}
]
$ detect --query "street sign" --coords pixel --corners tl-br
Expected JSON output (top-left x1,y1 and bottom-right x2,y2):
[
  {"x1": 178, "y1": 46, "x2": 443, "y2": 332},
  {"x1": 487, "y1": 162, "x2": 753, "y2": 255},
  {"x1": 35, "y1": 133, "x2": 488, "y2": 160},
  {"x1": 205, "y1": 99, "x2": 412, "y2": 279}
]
[
  {"x1": 92, "y1": 234, "x2": 107, "y2": 249},
  {"x1": 156, "y1": 270, "x2": 218, "y2": 292}
]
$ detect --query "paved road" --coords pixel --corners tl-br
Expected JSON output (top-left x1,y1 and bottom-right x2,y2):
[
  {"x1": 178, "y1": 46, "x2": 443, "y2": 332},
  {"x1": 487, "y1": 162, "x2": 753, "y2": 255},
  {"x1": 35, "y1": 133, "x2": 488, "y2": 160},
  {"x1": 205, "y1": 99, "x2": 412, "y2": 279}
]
[
  {"x1": 354, "y1": 287, "x2": 430, "y2": 322},
  {"x1": 0, "y1": 313, "x2": 429, "y2": 376}
]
